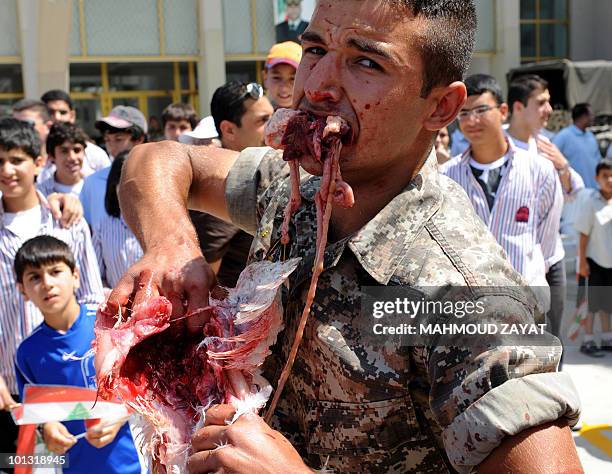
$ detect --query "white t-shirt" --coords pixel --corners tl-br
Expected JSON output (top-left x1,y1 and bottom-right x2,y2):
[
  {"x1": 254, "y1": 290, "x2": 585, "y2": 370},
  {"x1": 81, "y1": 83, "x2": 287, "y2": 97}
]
[
  {"x1": 3, "y1": 205, "x2": 43, "y2": 242},
  {"x1": 54, "y1": 180, "x2": 84, "y2": 196},
  {"x1": 82, "y1": 142, "x2": 111, "y2": 177},
  {"x1": 574, "y1": 189, "x2": 612, "y2": 268},
  {"x1": 468, "y1": 154, "x2": 509, "y2": 183}
]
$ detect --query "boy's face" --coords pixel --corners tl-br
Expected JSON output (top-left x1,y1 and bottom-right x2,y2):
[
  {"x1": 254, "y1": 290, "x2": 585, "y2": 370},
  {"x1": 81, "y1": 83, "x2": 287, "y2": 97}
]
[
  {"x1": 19, "y1": 262, "x2": 79, "y2": 316},
  {"x1": 596, "y1": 167, "x2": 612, "y2": 195},
  {"x1": 103, "y1": 130, "x2": 135, "y2": 158},
  {"x1": 164, "y1": 119, "x2": 193, "y2": 142},
  {"x1": 521, "y1": 87, "x2": 553, "y2": 133},
  {"x1": 0, "y1": 147, "x2": 43, "y2": 199},
  {"x1": 52, "y1": 140, "x2": 85, "y2": 184},
  {"x1": 459, "y1": 92, "x2": 508, "y2": 146},
  {"x1": 264, "y1": 63, "x2": 296, "y2": 109},
  {"x1": 47, "y1": 100, "x2": 76, "y2": 124}
]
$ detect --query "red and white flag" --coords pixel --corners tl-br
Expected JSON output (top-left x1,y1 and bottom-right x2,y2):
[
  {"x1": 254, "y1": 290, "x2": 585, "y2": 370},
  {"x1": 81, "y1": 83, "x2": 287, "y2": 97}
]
[
  {"x1": 11, "y1": 385, "x2": 128, "y2": 425},
  {"x1": 10, "y1": 385, "x2": 130, "y2": 474}
]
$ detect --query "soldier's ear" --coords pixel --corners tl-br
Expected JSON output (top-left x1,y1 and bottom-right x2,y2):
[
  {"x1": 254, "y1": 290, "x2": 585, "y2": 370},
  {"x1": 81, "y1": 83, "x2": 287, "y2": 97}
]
[{"x1": 423, "y1": 81, "x2": 467, "y2": 132}]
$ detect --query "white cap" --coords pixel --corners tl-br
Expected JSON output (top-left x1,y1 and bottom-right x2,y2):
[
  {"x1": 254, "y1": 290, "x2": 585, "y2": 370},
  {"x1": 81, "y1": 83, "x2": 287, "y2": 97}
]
[{"x1": 179, "y1": 116, "x2": 218, "y2": 144}]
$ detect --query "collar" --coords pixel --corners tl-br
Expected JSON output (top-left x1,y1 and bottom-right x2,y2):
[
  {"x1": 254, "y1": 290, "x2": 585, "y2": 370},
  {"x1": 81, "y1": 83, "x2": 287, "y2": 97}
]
[
  {"x1": 570, "y1": 124, "x2": 586, "y2": 135},
  {"x1": 460, "y1": 137, "x2": 517, "y2": 167},
  {"x1": 347, "y1": 149, "x2": 443, "y2": 284},
  {"x1": 0, "y1": 191, "x2": 53, "y2": 230}
]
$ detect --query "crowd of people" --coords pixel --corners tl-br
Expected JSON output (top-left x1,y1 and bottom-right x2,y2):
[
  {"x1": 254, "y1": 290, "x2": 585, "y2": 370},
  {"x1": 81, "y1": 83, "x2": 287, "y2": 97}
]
[
  {"x1": 0, "y1": 0, "x2": 609, "y2": 471},
  {"x1": 0, "y1": 40, "x2": 300, "y2": 473},
  {"x1": 436, "y1": 74, "x2": 612, "y2": 360}
]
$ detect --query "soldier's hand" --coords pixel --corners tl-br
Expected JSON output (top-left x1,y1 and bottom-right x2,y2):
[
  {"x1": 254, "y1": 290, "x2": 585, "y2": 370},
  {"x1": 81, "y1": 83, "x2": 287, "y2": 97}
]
[
  {"x1": 47, "y1": 193, "x2": 84, "y2": 228},
  {"x1": 106, "y1": 240, "x2": 216, "y2": 333},
  {"x1": 188, "y1": 404, "x2": 311, "y2": 474}
]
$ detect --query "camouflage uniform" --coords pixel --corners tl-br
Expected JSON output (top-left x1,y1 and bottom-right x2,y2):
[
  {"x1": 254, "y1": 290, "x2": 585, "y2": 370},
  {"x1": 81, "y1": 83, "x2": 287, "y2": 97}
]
[{"x1": 225, "y1": 147, "x2": 580, "y2": 473}]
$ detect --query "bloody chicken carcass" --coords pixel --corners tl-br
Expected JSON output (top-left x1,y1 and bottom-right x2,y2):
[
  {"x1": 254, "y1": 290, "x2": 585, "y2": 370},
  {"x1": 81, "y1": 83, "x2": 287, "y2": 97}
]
[{"x1": 94, "y1": 258, "x2": 299, "y2": 473}]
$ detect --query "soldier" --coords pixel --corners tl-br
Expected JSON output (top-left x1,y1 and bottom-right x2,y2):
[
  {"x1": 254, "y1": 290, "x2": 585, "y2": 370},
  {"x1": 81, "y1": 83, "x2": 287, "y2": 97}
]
[{"x1": 109, "y1": 1, "x2": 582, "y2": 473}]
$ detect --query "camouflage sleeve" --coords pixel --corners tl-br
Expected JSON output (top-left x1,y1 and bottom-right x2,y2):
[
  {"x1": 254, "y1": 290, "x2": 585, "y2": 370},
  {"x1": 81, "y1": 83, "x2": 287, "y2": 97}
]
[
  {"x1": 225, "y1": 147, "x2": 287, "y2": 235},
  {"x1": 423, "y1": 294, "x2": 581, "y2": 473}
]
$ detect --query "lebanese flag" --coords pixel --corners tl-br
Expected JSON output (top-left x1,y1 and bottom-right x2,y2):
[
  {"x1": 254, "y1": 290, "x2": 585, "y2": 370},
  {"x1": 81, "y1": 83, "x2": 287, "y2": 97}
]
[
  {"x1": 11, "y1": 385, "x2": 130, "y2": 474},
  {"x1": 11, "y1": 385, "x2": 129, "y2": 425}
]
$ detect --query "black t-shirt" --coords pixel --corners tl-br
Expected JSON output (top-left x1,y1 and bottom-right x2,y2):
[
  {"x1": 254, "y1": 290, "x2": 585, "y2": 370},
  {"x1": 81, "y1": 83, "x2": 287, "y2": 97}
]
[{"x1": 189, "y1": 210, "x2": 252, "y2": 287}]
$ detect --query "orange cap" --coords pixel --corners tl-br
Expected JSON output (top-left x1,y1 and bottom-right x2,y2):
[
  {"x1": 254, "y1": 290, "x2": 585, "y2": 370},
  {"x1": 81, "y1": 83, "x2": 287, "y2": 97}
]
[{"x1": 265, "y1": 41, "x2": 302, "y2": 70}]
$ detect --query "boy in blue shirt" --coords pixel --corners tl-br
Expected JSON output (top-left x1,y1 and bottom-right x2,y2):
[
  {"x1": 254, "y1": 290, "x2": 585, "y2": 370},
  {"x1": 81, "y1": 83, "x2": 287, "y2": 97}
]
[{"x1": 14, "y1": 236, "x2": 147, "y2": 473}]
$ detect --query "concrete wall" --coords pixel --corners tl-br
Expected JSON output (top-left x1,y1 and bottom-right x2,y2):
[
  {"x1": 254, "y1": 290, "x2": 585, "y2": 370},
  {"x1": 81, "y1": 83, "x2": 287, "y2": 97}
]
[
  {"x1": 198, "y1": 0, "x2": 226, "y2": 116},
  {"x1": 19, "y1": 0, "x2": 71, "y2": 98},
  {"x1": 467, "y1": 0, "x2": 520, "y2": 94},
  {"x1": 570, "y1": 0, "x2": 612, "y2": 61}
]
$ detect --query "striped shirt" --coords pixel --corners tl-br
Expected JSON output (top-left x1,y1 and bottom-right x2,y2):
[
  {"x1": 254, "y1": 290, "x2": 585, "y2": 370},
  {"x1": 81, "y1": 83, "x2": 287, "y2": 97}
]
[
  {"x1": 440, "y1": 142, "x2": 563, "y2": 287},
  {"x1": 506, "y1": 132, "x2": 585, "y2": 268},
  {"x1": 93, "y1": 215, "x2": 143, "y2": 289},
  {"x1": 0, "y1": 193, "x2": 104, "y2": 393}
]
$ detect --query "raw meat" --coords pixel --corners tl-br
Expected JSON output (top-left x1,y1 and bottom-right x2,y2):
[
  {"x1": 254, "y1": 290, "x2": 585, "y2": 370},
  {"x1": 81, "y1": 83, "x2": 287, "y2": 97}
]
[
  {"x1": 94, "y1": 258, "x2": 300, "y2": 473},
  {"x1": 263, "y1": 110, "x2": 354, "y2": 421}
]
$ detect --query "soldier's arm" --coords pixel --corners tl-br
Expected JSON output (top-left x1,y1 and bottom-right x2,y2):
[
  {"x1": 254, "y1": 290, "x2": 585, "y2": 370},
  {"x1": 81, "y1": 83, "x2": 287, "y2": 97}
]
[
  {"x1": 107, "y1": 141, "x2": 239, "y2": 329},
  {"x1": 478, "y1": 420, "x2": 583, "y2": 473}
]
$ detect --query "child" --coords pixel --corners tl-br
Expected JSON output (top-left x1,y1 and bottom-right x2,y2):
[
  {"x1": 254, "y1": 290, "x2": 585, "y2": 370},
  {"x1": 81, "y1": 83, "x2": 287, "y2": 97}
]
[
  {"x1": 37, "y1": 122, "x2": 88, "y2": 199},
  {"x1": 81, "y1": 106, "x2": 147, "y2": 231},
  {"x1": 93, "y1": 151, "x2": 143, "y2": 289},
  {"x1": 574, "y1": 158, "x2": 612, "y2": 357},
  {"x1": 263, "y1": 41, "x2": 301, "y2": 110},
  {"x1": 161, "y1": 103, "x2": 198, "y2": 142},
  {"x1": 0, "y1": 117, "x2": 103, "y2": 423},
  {"x1": 14, "y1": 236, "x2": 147, "y2": 473}
]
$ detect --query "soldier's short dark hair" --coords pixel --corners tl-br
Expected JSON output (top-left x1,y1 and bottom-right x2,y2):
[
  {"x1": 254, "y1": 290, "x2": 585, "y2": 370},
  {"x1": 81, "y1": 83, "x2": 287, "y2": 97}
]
[
  {"x1": 507, "y1": 75, "x2": 549, "y2": 112},
  {"x1": 14, "y1": 236, "x2": 76, "y2": 283},
  {"x1": 0, "y1": 117, "x2": 41, "y2": 159},
  {"x1": 464, "y1": 74, "x2": 504, "y2": 105},
  {"x1": 572, "y1": 103, "x2": 591, "y2": 121},
  {"x1": 387, "y1": 0, "x2": 477, "y2": 96},
  {"x1": 46, "y1": 122, "x2": 88, "y2": 158},
  {"x1": 161, "y1": 103, "x2": 198, "y2": 130}
]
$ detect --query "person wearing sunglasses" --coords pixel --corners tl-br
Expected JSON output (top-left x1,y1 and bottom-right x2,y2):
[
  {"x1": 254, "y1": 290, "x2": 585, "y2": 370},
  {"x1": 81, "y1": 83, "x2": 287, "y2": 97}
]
[
  {"x1": 189, "y1": 81, "x2": 274, "y2": 288},
  {"x1": 441, "y1": 74, "x2": 563, "y2": 311}
]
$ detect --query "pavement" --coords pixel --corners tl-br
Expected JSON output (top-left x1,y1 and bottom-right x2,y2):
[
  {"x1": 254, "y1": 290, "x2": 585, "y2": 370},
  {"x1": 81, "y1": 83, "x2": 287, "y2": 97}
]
[{"x1": 559, "y1": 250, "x2": 612, "y2": 473}]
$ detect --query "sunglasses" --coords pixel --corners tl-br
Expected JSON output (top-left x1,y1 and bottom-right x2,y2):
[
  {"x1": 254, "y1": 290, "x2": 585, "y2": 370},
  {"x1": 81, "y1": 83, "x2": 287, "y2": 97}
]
[{"x1": 239, "y1": 82, "x2": 264, "y2": 102}]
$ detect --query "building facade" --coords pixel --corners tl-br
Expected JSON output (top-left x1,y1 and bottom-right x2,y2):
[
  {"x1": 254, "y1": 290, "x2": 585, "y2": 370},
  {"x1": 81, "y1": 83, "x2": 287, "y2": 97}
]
[{"x1": 0, "y1": 0, "x2": 610, "y2": 135}]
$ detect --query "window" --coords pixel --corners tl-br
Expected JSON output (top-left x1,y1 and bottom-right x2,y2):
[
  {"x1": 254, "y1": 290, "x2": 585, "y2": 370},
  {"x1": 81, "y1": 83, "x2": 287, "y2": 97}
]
[
  {"x1": 0, "y1": 64, "x2": 23, "y2": 116},
  {"x1": 520, "y1": 0, "x2": 569, "y2": 63},
  {"x1": 70, "y1": 62, "x2": 198, "y2": 138}
]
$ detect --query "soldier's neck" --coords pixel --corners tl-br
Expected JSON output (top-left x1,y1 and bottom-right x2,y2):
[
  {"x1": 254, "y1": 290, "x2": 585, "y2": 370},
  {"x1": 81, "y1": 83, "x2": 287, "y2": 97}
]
[{"x1": 329, "y1": 173, "x2": 413, "y2": 241}]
